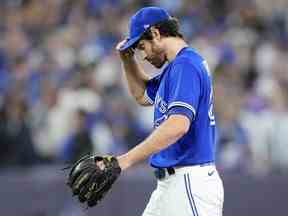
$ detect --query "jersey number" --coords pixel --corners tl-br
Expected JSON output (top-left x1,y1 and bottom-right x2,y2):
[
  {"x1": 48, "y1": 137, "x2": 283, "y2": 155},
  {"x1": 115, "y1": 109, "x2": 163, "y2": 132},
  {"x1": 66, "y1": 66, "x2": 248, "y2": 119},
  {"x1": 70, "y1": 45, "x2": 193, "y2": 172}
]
[
  {"x1": 203, "y1": 60, "x2": 215, "y2": 125},
  {"x1": 208, "y1": 89, "x2": 215, "y2": 125}
]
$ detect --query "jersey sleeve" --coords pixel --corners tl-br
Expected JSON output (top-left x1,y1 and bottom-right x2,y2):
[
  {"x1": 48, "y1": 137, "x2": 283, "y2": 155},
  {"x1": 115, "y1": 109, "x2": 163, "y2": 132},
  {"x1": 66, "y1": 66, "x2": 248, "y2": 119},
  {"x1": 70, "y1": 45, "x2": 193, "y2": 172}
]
[
  {"x1": 144, "y1": 74, "x2": 161, "y2": 105},
  {"x1": 167, "y1": 62, "x2": 201, "y2": 122}
]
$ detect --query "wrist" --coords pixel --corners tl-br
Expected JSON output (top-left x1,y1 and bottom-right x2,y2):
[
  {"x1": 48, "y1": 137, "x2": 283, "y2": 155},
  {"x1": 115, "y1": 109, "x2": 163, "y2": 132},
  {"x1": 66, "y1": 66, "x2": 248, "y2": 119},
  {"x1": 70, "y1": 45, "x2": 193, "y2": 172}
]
[{"x1": 117, "y1": 154, "x2": 133, "y2": 171}]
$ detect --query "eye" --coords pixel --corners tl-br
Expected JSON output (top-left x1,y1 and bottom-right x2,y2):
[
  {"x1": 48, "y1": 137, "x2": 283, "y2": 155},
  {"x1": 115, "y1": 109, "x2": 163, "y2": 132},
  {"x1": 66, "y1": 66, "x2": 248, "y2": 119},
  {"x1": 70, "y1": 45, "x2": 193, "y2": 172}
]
[{"x1": 137, "y1": 42, "x2": 145, "y2": 50}]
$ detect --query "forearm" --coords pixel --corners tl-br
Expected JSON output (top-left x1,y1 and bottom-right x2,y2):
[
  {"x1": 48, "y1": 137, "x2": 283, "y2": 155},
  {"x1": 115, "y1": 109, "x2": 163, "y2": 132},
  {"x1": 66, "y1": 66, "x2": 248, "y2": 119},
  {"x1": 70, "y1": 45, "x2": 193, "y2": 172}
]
[
  {"x1": 118, "y1": 115, "x2": 190, "y2": 170},
  {"x1": 122, "y1": 57, "x2": 150, "y2": 101}
]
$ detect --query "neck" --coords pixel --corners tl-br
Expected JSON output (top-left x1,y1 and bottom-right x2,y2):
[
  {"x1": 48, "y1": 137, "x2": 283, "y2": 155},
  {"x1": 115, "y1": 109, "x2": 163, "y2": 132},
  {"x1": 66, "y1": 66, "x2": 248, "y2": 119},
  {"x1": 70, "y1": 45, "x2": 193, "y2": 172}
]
[{"x1": 163, "y1": 37, "x2": 188, "y2": 62}]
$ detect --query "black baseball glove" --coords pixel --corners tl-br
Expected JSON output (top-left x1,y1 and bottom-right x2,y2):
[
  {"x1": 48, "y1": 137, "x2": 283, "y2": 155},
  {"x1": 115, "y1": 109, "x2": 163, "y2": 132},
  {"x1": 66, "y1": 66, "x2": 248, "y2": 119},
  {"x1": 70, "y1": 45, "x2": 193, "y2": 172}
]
[{"x1": 65, "y1": 154, "x2": 121, "y2": 207}]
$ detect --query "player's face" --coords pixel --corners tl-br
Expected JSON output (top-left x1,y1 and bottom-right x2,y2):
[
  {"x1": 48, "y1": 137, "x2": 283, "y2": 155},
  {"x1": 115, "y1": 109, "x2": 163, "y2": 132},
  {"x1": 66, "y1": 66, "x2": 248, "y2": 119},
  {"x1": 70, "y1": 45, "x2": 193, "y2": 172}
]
[{"x1": 136, "y1": 39, "x2": 167, "y2": 69}]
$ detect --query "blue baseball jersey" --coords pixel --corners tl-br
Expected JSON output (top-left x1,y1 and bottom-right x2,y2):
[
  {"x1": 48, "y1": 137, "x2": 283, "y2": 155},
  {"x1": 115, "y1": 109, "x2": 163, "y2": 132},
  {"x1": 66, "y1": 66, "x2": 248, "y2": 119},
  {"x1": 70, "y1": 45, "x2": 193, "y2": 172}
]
[{"x1": 145, "y1": 47, "x2": 216, "y2": 168}]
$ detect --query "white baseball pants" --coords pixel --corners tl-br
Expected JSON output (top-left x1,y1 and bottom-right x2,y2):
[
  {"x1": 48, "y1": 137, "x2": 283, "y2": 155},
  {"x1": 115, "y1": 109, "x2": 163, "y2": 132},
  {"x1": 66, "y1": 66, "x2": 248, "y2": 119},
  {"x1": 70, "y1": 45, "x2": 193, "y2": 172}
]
[{"x1": 142, "y1": 165, "x2": 224, "y2": 216}]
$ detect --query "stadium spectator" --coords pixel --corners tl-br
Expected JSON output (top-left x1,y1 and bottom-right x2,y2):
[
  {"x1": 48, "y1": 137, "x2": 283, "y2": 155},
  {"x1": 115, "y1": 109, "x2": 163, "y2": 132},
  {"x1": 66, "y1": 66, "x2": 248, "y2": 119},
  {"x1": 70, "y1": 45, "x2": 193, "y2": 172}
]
[{"x1": 0, "y1": 0, "x2": 287, "y2": 176}]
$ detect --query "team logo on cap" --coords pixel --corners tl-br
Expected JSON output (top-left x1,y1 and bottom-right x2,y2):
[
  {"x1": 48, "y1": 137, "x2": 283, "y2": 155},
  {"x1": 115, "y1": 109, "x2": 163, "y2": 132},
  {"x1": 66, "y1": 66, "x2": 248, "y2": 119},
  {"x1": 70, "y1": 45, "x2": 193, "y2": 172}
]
[{"x1": 144, "y1": 24, "x2": 150, "y2": 29}]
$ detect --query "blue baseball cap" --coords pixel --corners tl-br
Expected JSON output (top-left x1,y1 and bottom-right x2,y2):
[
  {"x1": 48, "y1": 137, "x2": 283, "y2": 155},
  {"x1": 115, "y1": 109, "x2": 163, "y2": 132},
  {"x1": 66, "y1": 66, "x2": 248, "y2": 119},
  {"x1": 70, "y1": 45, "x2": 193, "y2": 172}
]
[{"x1": 119, "y1": 7, "x2": 171, "y2": 51}]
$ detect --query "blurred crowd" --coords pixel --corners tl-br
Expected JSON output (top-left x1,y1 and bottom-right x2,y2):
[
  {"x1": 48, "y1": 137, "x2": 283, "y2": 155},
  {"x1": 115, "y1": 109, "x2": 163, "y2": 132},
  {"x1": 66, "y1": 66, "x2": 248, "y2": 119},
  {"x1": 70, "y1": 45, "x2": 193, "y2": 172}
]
[{"x1": 0, "y1": 0, "x2": 287, "y2": 176}]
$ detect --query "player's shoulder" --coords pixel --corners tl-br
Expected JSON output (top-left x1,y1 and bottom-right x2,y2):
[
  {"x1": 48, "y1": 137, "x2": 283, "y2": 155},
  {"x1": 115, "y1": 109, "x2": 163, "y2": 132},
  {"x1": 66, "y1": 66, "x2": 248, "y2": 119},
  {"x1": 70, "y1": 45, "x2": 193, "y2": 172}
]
[
  {"x1": 169, "y1": 47, "x2": 211, "y2": 80},
  {"x1": 173, "y1": 47, "x2": 205, "y2": 67}
]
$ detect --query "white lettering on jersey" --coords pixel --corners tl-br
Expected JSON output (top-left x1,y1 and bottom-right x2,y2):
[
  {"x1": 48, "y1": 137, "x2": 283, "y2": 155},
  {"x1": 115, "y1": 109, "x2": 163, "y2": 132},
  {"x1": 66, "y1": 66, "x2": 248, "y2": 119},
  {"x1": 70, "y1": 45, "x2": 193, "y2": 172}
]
[
  {"x1": 208, "y1": 83, "x2": 215, "y2": 126},
  {"x1": 155, "y1": 93, "x2": 167, "y2": 114}
]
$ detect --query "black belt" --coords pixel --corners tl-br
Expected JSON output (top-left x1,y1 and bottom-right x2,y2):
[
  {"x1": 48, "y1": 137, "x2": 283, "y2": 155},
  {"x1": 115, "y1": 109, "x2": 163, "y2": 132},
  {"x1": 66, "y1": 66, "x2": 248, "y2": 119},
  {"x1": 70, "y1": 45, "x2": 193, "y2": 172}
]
[
  {"x1": 154, "y1": 162, "x2": 214, "y2": 180},
  {"x1": 154, "y1": 167, "x2": 175, "y2": 180}
]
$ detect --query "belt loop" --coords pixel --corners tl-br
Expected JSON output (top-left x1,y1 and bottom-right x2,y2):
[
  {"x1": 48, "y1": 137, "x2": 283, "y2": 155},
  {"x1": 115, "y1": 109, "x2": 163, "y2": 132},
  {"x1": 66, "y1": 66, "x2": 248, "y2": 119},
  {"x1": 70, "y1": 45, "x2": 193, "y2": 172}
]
[
  {"x1": 154, "y1": 167, "x2": 175, "y2": 180},
  {"x1": 154, "y1": 168, "x2": 166, "y2": 180},
  {"x1": 167, "y1": 167, "x2": 175, "y2": 175}
]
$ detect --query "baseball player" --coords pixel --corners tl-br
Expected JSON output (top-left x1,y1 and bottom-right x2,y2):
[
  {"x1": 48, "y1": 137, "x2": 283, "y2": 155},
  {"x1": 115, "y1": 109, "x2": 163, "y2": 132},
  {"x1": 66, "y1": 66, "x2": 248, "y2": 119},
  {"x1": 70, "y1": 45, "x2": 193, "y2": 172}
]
[{"x1": 115, "y1": 7, "x2": 224, "y2": 216}]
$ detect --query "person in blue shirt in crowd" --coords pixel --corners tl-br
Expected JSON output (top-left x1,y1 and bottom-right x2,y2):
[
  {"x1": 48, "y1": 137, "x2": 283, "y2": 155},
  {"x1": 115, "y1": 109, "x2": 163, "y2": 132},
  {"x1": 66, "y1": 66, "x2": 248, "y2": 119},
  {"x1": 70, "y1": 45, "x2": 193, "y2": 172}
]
[{"x1": 116, "y1": 7, "x2": 224, "y2": 216}]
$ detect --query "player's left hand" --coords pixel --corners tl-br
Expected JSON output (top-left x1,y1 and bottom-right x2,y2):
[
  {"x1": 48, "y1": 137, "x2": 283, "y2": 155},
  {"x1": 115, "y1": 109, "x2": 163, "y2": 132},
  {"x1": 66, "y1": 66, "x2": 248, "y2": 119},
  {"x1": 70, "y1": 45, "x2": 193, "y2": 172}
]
[{"x1": 65, "y1": 154, "x2": 121, "y2": 207}]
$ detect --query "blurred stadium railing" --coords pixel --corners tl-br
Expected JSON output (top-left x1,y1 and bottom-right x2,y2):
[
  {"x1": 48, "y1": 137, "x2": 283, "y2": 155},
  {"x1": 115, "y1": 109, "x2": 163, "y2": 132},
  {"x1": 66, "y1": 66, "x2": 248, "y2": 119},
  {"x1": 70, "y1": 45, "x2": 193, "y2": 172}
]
[{"x1": 0, "y1": 165, "x2": 287, "y2": 216}]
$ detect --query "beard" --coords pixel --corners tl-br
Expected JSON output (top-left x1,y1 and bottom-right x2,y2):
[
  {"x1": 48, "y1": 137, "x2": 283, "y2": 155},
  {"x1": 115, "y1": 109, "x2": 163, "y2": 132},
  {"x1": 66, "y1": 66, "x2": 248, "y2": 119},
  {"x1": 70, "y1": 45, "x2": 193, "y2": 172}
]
[
  {"x1": 147, "y1": 46, "x2": 167, "y2": 69},
  {"x1": 149, "y1": 57, "x2": 166, "y2": 68}
]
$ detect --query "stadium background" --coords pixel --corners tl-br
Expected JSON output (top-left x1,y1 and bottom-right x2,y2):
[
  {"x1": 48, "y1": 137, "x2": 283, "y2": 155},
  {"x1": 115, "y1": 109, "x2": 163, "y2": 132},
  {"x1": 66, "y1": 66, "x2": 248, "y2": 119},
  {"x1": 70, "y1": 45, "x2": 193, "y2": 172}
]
[{"x1": 0, "y1": 0, "x2": 287, "y2": 215}]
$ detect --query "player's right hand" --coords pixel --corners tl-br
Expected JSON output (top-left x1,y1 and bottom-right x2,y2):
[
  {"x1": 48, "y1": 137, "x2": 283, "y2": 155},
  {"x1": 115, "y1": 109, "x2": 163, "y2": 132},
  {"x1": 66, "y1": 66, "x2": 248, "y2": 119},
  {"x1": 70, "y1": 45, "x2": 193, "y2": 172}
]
[{"x1": 116, "y1": 39, "x2": 135, "y2": 61}]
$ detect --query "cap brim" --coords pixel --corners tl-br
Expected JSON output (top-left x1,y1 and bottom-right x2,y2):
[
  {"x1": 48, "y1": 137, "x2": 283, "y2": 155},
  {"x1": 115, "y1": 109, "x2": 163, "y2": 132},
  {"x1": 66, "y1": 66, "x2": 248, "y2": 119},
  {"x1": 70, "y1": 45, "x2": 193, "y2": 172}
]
[{"x1": 119, "y1": 35, "x2": 142, "y2": 51}]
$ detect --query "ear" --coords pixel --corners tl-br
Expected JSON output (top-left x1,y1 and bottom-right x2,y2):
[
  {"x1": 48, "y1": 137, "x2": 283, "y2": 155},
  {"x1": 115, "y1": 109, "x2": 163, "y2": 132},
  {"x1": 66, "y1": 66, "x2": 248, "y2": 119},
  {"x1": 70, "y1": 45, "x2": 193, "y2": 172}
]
[{"x1": 150, "y1": 27, "x2": 161, "y2": 41}]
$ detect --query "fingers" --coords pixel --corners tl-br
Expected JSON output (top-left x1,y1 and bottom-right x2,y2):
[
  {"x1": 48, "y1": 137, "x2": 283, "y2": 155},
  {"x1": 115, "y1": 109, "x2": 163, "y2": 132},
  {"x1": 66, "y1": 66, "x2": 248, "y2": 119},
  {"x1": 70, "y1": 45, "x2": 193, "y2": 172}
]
[
  {"x1": 72, "y1": 172, "x2": 91, "y2": 195},
  {"x1": 68, "y1": 161, "x2": 93, "y2": 187},
  {"x1": 96, "y1": 161, "x2": 105, "y2": 170},
  {"x1": 115, "y1": 38, "x2": 129, "y2": 51},
  {"x1": 78, "y1": 184, "x2": 92, "y2": 203},
  {"x1": 115, "y1": 38, "x2": 135, "y2": 59},
  {"x1": 87, "y1": 194, "x2": 100, "y2": 207},
  {"x1": 78, "y1": 173, "x2": 101, "y2": 205},
  {"x1": 124, "y1": 48, "x2": 135, "y2": 56}
]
